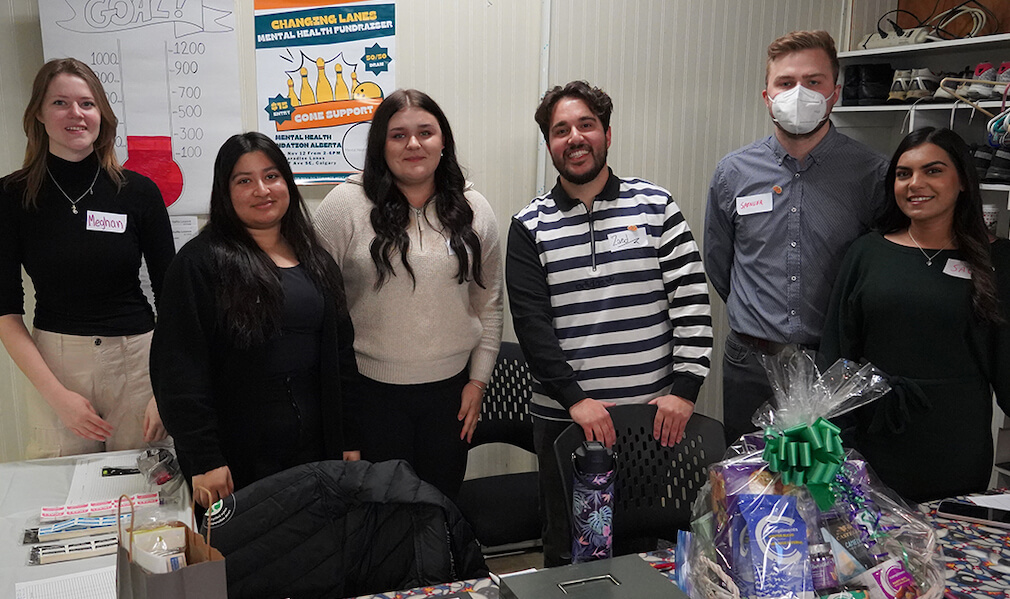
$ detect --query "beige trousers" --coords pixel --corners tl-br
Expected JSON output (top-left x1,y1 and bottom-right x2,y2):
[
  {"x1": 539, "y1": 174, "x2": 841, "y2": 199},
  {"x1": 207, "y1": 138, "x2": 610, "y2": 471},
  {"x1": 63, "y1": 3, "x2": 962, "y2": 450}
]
[{"x1": 24, "y1": 329, "x2": 162, "y2": 458}]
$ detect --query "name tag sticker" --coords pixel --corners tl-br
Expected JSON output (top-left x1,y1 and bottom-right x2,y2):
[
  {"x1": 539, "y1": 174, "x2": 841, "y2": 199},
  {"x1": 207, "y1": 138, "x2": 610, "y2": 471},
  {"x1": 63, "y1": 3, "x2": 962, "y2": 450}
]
[
  {"x1": 942, "y1": 258, "x2": 972, "y2": 279},
  {"x1": 86, "y1": 211, "x2": 127, "y2": 234},
  {"x1": 736, "y1": 193, "x2": 773, "y2": 215},
  {"x1": 608, "y1": 225, "x2": 647, "y2": 252}
]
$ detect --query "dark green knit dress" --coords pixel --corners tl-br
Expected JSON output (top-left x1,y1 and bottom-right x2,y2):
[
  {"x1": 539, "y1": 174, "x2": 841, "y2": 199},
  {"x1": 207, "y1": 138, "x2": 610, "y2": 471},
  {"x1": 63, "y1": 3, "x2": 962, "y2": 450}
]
[{"x1": 821, "y1": 232, "x2": 1010, "y2": 502}]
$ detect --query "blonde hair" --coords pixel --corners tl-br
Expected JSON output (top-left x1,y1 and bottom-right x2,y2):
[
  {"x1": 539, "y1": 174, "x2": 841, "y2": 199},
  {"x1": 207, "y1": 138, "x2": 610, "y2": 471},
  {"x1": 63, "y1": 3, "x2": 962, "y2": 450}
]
[
  {"x1": 12, "y1": 58, "x2": 123, "y2": 209},
  {"x1": 766, "y1": 30, "x2": 839, "y2": 85}
]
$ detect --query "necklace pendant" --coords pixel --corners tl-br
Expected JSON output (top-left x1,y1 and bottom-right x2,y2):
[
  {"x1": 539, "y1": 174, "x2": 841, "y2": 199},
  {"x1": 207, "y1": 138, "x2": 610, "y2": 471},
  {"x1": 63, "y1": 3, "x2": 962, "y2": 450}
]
[
  {"x1": 926, "y1": 260, "x2": 932, "y2": 266},
  {"x1": 71, "y1": 205, "x2": 78, "y2": 215}
]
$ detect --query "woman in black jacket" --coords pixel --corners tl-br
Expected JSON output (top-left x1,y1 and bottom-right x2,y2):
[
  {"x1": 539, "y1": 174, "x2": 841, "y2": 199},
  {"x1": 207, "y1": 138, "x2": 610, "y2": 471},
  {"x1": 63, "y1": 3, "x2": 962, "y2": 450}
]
[{"x1": 151, "y1": 132, "x2": 360, "y2": 506}]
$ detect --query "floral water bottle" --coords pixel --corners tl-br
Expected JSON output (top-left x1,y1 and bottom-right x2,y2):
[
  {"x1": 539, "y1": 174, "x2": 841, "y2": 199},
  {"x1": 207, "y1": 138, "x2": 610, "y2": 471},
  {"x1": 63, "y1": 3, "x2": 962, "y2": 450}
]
[{"x1": 571, "y1": 441, "x2": 616, "y2": 563}]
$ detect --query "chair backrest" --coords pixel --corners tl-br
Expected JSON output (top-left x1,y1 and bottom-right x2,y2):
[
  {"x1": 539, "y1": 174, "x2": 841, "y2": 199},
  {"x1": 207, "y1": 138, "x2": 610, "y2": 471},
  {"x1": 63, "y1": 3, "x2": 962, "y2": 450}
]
[
  {"x1": 471, "y1": 341, "x2": 535, "y2": 453},
  {"x1": 554, "y1": 404, "x2": 726, "y2": 545}
]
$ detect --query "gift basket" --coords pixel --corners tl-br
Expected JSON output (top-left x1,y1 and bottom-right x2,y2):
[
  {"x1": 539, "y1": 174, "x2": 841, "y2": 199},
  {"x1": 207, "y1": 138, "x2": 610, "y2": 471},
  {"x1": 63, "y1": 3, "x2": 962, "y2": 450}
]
[{"x1": 687, "y1": 349, "x2": 944, "y2": 599}]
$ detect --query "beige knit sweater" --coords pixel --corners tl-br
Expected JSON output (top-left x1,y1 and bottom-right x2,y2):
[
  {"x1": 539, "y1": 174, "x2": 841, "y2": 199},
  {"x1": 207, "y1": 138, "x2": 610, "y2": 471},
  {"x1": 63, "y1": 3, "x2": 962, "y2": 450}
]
[{"x1": 314, "y1": 175, "x2": 503, "y2": 385}]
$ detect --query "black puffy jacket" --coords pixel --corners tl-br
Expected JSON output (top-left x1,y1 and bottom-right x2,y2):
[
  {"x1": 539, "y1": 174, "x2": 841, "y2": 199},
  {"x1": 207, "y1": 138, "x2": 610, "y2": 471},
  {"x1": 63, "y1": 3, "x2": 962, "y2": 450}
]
[{"x1": 202, "y1": 460, "x2": 488, "y2": 598}]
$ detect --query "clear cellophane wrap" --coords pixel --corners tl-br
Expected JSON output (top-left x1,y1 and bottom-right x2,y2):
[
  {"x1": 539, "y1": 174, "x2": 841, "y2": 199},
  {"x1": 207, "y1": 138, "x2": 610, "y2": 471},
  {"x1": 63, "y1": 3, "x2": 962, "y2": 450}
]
[{"x1": 686, "y1": 349, "x2": 943, "y2": 599}]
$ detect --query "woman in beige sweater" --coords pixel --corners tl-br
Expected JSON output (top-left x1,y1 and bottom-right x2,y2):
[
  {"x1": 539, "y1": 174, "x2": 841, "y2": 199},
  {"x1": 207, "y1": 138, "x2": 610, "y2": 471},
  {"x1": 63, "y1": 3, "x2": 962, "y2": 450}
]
[{"x1": 314, "y1": 89, "x2": 502, "y2": 500}]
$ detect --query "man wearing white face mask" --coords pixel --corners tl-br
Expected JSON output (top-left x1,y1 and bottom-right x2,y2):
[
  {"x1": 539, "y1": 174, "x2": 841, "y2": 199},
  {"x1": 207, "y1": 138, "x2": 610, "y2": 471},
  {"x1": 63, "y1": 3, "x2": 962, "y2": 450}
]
[{"x1": 704, "y1": 30, "x2": 888, "y2": 445}]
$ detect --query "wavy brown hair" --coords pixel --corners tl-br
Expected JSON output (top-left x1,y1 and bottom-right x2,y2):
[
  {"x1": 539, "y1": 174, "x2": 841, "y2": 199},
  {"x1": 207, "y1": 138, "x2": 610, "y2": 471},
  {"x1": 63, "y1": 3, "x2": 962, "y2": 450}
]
[
  {"x1": 362, "y1": 89, "x2": 483, "y2": 290},
  {"x1": 7, "y1": 58, "x2": 123, "y2": 209},
  {"x1": 534, "y1": 80, "x2": 613, "y2": 142}
]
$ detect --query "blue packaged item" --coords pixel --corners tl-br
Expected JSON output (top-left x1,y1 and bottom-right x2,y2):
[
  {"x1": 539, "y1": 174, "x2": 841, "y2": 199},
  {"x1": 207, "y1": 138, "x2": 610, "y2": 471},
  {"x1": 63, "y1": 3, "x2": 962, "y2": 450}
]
[
  {"x1": 737, "y1": 493, "x2": 813, "y2": 599},
  {"x1": 675, "y1": 529, "x2": 693, "y2": 595}
]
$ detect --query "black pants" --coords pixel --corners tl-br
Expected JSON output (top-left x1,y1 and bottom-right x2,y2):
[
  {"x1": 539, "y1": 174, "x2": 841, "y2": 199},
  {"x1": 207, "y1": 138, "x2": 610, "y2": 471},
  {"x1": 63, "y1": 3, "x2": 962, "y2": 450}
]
[
  {"x1": 721, "y1": 331, "x2": 776, "y2": 446},
  {"x1": 533, "y1": 416, "x2": 574, "y2": 567},
  {"x1": 358, "y1": 370, "x2": 469, "y2": 501}
]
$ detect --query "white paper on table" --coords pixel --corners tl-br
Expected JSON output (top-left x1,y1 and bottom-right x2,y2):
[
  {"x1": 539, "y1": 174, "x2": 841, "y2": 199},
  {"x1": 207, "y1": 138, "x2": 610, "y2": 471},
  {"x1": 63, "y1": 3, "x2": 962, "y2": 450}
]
[
  {"x1": 15, "y1": 565, "x2": 115, "y2": 599},
  {"x1": 967, "y1": 493, "x2": 1010, "y2": 510},
  {"x1": 65, "y1": 453, "x2": 157, "y2": 507}
]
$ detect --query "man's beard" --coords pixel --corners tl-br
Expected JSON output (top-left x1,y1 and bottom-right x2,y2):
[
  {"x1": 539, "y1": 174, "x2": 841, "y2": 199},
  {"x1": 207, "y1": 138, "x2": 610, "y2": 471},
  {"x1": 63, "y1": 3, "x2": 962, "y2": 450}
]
[{"x1": 553, "y1": 145, "x2": 608, "y2": 185}]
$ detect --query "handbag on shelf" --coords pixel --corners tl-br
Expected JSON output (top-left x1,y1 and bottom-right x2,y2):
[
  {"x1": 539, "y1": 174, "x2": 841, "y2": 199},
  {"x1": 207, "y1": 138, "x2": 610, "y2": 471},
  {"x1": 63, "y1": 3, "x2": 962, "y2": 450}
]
[{"x1": 116, "y1": 488, "x2": 227, "y2": 599}]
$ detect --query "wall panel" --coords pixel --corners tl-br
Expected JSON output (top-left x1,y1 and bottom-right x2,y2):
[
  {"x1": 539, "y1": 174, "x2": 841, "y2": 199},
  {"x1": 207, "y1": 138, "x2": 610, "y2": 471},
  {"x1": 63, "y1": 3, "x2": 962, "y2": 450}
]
[
  {"x1": 0, "y1": 1, "x2": 847, "y2": 468},
  {"x1": 0, "y1": 0, "x2": 43, "y2": 463},
  {"x1": 546, "y1": 0, "x2": 845, "y2": 421}
]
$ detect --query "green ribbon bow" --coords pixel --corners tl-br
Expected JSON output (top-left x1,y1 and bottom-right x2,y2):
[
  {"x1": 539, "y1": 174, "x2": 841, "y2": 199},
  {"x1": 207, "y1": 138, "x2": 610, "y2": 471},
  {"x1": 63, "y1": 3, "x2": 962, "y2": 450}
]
[{"x1": 762, "y1": 417, "x2": 845, "y2": 510}]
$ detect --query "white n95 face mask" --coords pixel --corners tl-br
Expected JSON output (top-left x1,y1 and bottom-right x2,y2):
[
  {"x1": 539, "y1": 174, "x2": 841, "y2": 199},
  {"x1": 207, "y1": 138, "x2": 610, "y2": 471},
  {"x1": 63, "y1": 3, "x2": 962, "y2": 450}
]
[{"x1": 770, "y1": 85, "x2": 831, "y2": 135}]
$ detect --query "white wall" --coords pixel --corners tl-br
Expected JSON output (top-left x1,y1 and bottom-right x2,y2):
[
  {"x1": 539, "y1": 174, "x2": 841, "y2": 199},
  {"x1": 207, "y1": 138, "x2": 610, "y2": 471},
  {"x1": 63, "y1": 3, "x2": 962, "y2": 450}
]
[
  {"x1": 0, "y1": 1, "x2": 846, "y2": 464},
  {"x1": 0, "y1": 0, "x2": 43, "y2": 463}
]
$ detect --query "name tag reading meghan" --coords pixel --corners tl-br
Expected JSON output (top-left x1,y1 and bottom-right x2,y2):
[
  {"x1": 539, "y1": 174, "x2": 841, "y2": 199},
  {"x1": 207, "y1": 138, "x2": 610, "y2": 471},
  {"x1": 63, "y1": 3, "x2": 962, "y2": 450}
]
[
  {"x1": 942, "y1": 258, "x2": 972, "y2": 279},
  {"x1": 736, "y1": 193, "x2": 773, "y2": 215},
  {"x1": 86, "y1": 211, "x2": 127, "y2": 234},
  {"x1": 608, "y1": 225, "x2": 647, "y2": 252}
]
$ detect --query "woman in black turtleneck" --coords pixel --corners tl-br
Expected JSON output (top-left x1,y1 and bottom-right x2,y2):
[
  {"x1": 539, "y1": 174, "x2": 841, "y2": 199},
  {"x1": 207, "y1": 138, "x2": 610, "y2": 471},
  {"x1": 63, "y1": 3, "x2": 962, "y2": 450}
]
[{"x1": 0, "y1": 58, "x2": 175, "y2": 458}]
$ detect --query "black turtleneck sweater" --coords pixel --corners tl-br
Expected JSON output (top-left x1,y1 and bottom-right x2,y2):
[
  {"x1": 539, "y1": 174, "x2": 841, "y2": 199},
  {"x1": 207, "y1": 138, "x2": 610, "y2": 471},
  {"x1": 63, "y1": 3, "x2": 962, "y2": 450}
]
[{"x1": 0, "y1": 153, "x2": 175, "y2": 335}]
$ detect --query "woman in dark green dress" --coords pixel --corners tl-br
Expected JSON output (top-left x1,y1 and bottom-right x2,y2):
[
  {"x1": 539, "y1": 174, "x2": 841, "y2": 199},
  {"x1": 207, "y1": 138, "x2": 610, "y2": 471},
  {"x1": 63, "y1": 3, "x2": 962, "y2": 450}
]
[{"x1": 822, "y1": 127, "x2": 1010, "y2": 502}]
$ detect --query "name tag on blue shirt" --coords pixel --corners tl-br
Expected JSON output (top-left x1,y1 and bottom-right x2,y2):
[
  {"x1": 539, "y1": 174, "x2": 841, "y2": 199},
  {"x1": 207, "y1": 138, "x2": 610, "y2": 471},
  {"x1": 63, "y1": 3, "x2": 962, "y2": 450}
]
[
  {"x1": 736, "y1": 193, "x2": 773, "y2": 215},
  {"x1": 85, "y1": 211, "x2": 127, "y2": 233}
]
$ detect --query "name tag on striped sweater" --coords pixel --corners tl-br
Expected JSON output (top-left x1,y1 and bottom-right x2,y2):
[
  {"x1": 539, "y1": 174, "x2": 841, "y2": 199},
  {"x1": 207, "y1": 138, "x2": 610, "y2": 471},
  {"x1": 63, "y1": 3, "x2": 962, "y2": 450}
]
[{"x1": 608, "y1": 226, "x2": 647, "y2": 252}]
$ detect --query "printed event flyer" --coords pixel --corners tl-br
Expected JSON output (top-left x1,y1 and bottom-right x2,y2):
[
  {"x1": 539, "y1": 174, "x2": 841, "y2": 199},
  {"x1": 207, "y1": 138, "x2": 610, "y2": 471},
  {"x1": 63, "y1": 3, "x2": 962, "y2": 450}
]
[{"x1": 254, "y1": 0, "x2": 396, "y2": 184}]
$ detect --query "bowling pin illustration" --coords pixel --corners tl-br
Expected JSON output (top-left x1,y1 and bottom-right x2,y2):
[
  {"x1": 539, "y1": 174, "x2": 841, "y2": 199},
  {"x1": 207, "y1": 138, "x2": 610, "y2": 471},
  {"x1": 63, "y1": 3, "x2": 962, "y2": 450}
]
[
  {"x1": 333, "y1": 63, "x2": 350, "y2": 101},
  {"x1": 299, "y1": 67, "x2": 315, "y2": 105},
  {"x1": 315, "y1": 57, "x2": 333, "y2": 102}
]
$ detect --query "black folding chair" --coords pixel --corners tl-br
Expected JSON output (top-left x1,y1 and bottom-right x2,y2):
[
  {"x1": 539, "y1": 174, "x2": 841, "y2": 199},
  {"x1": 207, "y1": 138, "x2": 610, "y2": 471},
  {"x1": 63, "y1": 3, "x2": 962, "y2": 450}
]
[{"x1": 554, "y1": 404, "x2": 725, "y2": 554}]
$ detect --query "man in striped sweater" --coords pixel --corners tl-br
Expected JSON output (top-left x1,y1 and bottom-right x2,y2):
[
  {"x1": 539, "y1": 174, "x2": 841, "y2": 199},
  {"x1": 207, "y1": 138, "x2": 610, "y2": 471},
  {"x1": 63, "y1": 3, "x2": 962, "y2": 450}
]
[{"x1": 506, "y1": 80, "x2": 713, "y2": 566}]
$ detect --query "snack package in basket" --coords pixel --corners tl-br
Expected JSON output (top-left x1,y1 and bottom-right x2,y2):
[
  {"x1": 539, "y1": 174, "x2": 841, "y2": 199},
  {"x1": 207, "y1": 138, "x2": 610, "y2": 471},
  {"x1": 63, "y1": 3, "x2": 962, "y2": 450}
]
[{"x1": 688, "y1": 349, "x2": 944, "y2": 599}]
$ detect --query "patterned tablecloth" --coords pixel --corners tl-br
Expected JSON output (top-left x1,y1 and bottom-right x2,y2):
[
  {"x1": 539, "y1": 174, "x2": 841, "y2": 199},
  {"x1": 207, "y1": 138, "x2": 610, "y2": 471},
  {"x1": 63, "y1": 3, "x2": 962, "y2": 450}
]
[
  {"x1": 353, "y1": 549, "x2": 677, "y2": 599},
  {"x1": 355, "y1": 500, "x2": 1010, "y2": 599},
  {"x1": 929, "y1": 499, "x2": 1010, "y2": 599}
]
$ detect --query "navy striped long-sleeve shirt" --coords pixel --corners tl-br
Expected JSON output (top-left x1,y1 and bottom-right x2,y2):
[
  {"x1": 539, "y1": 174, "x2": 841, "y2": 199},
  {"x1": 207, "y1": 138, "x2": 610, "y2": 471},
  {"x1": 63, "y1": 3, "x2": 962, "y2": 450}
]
[{"x1": 507, "y1": 171, "x2": 713, "y2": 421}]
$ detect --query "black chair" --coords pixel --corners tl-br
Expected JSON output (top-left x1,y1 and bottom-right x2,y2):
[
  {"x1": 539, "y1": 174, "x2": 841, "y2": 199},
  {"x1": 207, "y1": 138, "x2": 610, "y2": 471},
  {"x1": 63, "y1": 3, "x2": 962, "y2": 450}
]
[
  {"x1": 455, "y1": 342, "x2": 542, "y2": 552},
  {"x1": 553, "y1": 404, "x2": 725, "y2": 554}
]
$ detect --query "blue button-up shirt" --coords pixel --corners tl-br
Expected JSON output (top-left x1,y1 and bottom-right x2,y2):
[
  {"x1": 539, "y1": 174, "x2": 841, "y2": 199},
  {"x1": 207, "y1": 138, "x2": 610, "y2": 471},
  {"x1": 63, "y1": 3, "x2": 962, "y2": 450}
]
[{"x1": 704, "y1": 125, "x2": 888, "y2": 345}]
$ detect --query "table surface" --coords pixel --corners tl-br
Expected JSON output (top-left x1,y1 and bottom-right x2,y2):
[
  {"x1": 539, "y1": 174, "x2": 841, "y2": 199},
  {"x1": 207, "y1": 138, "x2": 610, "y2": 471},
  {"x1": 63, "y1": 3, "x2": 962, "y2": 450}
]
[
  {"x1": 3, "y1": 455, "x2": 1007, "y2": 599},
  {"x1": 353, "y1": 499, "x2": 1010, "y2": 599},
  {"x1": 0, "y1": 450, "x2": 190, "y2": 597}
]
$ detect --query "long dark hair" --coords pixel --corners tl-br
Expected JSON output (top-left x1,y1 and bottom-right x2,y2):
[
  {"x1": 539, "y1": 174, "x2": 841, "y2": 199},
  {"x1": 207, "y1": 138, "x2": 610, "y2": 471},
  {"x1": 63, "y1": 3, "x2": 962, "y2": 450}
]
[
  {"x1": 362, "y1": 89, "x2": 483, "y2": 290},
  {"x1": 7, "y1": 58, "x2": 123, "y2": 209},
  {"x1": 206, "y1": 132, "x2": 346, "y2": 347},
  {"x1": 879, "y1": 127, "x2": 1001, "y2": 323}
]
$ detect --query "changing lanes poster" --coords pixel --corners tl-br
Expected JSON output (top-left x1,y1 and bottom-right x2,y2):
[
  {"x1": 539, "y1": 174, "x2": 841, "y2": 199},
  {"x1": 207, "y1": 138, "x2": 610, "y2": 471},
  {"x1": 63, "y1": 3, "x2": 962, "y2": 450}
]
[{"x1": 255, "y1": 0, "x2": 395, "y2": 185}]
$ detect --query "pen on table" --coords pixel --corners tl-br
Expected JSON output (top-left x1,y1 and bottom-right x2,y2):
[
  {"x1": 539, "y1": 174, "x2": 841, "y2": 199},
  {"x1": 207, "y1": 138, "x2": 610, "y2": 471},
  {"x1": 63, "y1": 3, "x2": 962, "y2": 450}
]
[{"x1": 101, "y1": 467, "x2": 141, "y2": 476}]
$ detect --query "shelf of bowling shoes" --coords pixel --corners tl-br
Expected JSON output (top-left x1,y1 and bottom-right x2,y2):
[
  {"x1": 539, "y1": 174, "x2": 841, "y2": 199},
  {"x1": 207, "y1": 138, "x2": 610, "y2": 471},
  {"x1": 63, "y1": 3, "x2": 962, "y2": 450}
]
[
  {"x1": 839, "y1": 32, "x2": 1010, "y2": 59},
  {"x1": 980, "y1": 183, "x2": 1010, "y2": 192},
  {"x1": 834, "y1": 99, "x2": 1008, "y2": 113}
]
